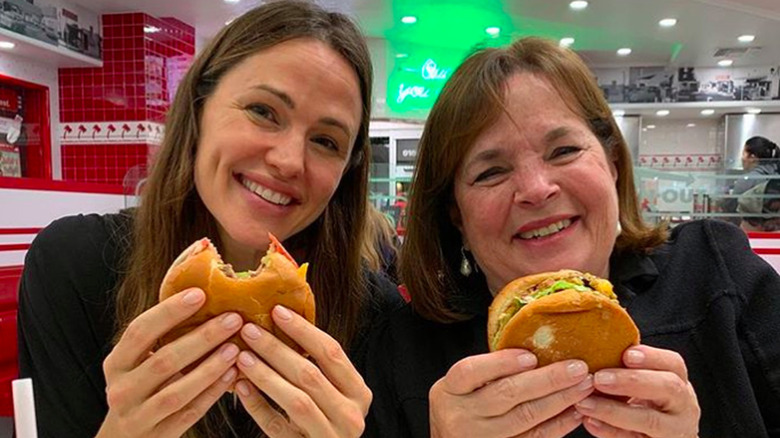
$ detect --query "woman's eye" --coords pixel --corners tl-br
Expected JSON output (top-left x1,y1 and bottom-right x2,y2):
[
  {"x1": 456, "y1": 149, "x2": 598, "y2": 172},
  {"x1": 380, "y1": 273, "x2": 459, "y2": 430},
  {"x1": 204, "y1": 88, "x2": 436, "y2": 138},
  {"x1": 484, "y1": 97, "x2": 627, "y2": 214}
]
[
  {"x1": 474, "y1": 167, "x2": 505, "y2": 182},
  {"x1": 248, "y1": 104, "x2": 277, "y2": 123},
  {"x1": 550, "y1": 146, "x2": 582, "y2": 159},
  {"x1": 312, "y1": 136, "x2": 340, "y2": 152}
]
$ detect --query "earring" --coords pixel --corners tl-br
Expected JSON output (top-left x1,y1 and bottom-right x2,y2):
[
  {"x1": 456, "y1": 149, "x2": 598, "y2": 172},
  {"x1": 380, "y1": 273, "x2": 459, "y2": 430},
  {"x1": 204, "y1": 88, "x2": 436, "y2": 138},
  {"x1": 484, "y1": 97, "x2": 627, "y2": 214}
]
[
  {"x1": 616, "y1": 220, "x2": 623, "y2": 236},
  {"x1": 460, "y1": 246, "x2": 473, "y2": 276}
]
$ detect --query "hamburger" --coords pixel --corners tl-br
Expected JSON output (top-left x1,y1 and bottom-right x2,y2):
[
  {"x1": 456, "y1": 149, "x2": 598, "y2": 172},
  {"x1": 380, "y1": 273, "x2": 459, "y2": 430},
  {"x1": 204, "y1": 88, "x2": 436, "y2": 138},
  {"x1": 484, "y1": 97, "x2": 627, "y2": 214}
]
[
  {"x1": 158, "y1": 234, "x2": 315, "y2": 353},
  {"x1": 487, "y1": 270, "x2": 639, "y2": 372}
]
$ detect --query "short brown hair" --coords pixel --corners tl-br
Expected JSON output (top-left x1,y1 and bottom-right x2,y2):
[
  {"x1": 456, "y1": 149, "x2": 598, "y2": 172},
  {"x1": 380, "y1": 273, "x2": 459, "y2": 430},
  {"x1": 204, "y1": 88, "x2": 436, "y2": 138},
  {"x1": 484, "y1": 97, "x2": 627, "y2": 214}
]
[{"x1": 401, "y1": 37, "x2": 667, "y2": 323}]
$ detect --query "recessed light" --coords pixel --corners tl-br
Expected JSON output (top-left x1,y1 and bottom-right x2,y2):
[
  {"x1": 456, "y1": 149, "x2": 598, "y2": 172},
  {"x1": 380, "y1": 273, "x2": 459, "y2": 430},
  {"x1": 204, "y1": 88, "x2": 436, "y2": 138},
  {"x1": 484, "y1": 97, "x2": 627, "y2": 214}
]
[
  {"x1": 656, "y1": 110, "x2": 670, "y2": 116},
  {"x1": 747, "y1": 108, "x2": 762, "y2": 114},
  {"x1": 613, "y1": 109, "x2": 625, "y2": 117},
  {"x1": 659, "y1": 18, "x2": 677, "y2": 27},
  {"x1": 701, "y1": 109, "x2": 715, "y2": 116},
  {"x1": 223, "y1": 0, "x2": 240, "y2": 3},
  {"x1": 143, "y1": 26, "x2": 160, "y2": 33},
  {"x1": 560, "y1": 37, "x2": 575, "y2": 47},
  {"x1": 0, "y1": 41, "x2": 14, "y2": 49},
  {"x1": 718, "y1": 59, "x2": 733, "y2": 67},
  {"x1": 738, "y1": 34, "x2": 755, "y2": 43},
  {"x1": 401, "y1": 16, "x2": 417, "y2": 24},
  {"x1": 570, "y1": 1, "x2": 588, "y2": 10},
  {"x1": 647, "y1": 124, "x2": 656, "y2": 129},
  {"x1": 486, "y1": 27, "x2": 500, "y2": 36},
  {"x1": 687, "y1": 123, "x2": 696, "y2": 128},
  {"x1": 617, "y1": 48, "x2": 632, "y2": 56}
]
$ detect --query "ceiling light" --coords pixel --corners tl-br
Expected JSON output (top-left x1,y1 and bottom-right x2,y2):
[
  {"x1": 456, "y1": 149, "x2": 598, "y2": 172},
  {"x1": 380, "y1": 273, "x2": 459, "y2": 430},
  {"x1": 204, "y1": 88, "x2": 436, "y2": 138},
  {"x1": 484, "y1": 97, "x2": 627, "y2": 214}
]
[
  {"x1": 401, "y1": 16, "x2": 417, "y2": 24},
  {"x1": 223, "y1": 0, "x2": 240, "y2": 3},
  {"x1": 718, "y1": 59, "x2": 733, "y2": 67},
  {"x1": 613, "y1": 109, "x2": 625, "y2": 117},
  {"x1": 738, "y1": 34, "x2": 755, "y2": 43},
  {"x1": 701, "y1": 109, "x2": 715, "y2": 116},
  {"x1": 687, "y1": 123, "x2": 696, "y2": 127},
  {"x1": 560, "y1": 37, "x2": 575, "y2": 47},
  {"x1": 656, "y1": 110, "x2": 670, "y2": 116},
  {"x1": 617, "y1": 48, "x2": 632, "y2": 56},
  {"x1": 570, "y1": 1, "x2": 588, "y2": 10},
  {"x1": 659, "y1": 18, "x2": 677, "y2": 27},
  {"x1": 486, "y1": 27, "x2": 500, "y2": 36},
  {"x1": 143, "y1": 26, "x2": 160, "y2": 33},
  {"x1": 747, "y1": 108, "x2": 762, "y2": 114},
  {"x1": 646, "y1": 124, "x2": 656, "y2": 129},
  {"x1": 0, "y1": 41, "x2": 14, "y2": 49}
]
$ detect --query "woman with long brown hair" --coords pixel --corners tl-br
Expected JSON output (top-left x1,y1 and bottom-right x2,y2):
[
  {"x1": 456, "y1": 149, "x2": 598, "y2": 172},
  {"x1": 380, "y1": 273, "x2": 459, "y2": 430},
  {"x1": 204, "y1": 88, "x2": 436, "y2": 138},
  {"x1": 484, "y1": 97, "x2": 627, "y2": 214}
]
[{"x1": 18, "y1": 2, "x2": 401, "y2": 437}]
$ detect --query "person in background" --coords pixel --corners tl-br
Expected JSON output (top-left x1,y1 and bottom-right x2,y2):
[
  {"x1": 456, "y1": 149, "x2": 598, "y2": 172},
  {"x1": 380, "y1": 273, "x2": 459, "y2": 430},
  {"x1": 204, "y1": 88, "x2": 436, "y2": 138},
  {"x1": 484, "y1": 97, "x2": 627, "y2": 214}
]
[
  {"x1": 18, "y1": 2, "x2": 402, "y2": 437},
  {"x1": 363, "y1": 37, "x2": 780, "y2": 437},
  {"x1": 364, "y1": 204, "x2": 400, "y2": 283}
]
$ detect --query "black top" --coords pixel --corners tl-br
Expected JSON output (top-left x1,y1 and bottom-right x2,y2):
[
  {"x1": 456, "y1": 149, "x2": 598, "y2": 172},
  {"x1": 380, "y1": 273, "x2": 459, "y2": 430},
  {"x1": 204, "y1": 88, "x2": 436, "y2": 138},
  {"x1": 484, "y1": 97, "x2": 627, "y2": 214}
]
[
  {"x1": 363, "y1": 220, "x2": 780, "y2": 438},
  {"x1": 17, "y1": 212, "x2": 403, "y2": 438}
]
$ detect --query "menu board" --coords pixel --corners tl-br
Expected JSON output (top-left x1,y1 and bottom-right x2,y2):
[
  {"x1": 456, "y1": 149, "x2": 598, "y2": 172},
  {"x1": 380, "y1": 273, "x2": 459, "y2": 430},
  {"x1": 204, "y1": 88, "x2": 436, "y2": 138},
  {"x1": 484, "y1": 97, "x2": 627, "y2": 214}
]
[{"x1": 0, "y1": 142, "x2": 21, "y2": 177}]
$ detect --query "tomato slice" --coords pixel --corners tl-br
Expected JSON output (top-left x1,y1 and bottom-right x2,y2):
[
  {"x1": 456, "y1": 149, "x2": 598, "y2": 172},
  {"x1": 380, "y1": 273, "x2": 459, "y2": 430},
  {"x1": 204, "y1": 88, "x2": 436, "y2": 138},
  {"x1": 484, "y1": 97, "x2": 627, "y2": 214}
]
[{"x1": 268, "y1": 233, "x2": 298, "y2": 268}]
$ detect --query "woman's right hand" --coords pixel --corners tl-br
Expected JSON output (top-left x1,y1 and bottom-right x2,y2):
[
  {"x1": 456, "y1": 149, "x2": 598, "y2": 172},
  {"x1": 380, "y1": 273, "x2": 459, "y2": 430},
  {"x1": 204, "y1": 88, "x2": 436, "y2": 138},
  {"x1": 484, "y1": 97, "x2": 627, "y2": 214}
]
[
  {"x1": 96, "y1": 288, "x2": 242, "y2": 438},
  {"x1": 429, "y1": 349, "x2": 594, "y2": 438}
]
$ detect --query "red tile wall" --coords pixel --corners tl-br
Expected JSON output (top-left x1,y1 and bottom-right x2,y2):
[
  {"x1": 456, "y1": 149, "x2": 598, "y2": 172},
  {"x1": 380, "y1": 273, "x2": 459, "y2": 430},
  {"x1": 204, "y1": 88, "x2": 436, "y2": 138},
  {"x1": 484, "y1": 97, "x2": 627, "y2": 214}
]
[
  {"x1": 59, "y1": 13, "x2": 194, "y2": 185},
  {"x1": 61, "y1": 143, "x2": 150, "y2": 185}
]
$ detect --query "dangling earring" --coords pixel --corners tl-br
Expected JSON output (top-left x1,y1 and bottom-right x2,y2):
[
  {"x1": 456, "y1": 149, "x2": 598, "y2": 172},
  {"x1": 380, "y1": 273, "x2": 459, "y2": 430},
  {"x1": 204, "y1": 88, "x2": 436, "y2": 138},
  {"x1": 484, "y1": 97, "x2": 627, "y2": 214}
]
[
  {"x1": 616, "y1": 220, "x2": 623, "y2": 236},
  {"x1": 460, "y1": 246, "x2": 472, "y2": 276}
]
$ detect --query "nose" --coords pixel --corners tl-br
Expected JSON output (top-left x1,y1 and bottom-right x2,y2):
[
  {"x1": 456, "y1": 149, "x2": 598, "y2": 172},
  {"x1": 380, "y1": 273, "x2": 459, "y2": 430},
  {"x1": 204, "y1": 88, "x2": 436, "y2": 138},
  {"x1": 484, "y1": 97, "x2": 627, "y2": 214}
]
[
  {"x1": 265, "y1": 132, "x2": 305, "y2": 179},
  {"x1": 512, "y1": 167, "x2": 560, "y2": 206}
]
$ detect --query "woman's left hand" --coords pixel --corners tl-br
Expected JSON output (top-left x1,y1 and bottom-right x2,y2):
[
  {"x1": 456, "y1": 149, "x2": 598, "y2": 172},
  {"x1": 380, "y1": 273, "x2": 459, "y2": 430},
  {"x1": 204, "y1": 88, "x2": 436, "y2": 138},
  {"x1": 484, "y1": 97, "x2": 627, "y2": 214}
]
[
  {"x1": 234, "y1": 305, "x2": 371, "y2": 438},
  {"x1": 574, "y1": 344, "x2": 701, "y2": 438}
]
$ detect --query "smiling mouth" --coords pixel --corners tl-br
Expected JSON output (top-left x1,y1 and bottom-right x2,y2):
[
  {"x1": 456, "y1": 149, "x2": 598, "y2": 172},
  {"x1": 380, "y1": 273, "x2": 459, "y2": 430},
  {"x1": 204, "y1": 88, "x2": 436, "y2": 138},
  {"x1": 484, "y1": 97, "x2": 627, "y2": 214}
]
[
  {"x1": 239, "y1": 176, "x2": 294, "y2": 206},
  {"x1": 516, "y1": 218, "x2": 574, "y2": 240}
]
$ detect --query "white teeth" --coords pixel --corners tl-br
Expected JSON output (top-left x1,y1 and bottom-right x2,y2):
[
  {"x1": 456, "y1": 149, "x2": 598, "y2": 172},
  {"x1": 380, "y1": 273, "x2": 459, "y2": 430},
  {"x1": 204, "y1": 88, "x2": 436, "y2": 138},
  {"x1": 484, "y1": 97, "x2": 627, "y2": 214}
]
[
  {"x1": 241, "y1": 177, "x2": 293, "y2": 206},
  {"x1": 519, "y1": 218, "x2": 572, "y2": 239}
]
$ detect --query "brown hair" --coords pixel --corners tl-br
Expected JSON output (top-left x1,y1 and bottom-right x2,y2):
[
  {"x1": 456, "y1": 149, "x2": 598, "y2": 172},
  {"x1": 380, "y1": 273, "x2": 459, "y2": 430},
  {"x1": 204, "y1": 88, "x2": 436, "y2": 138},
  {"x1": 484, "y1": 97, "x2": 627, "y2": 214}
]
[
  {"x1": 114, "y1": 1, "x2": 373, "y2": 435},
  {"x1": 401, "y1": 37, "x2": 667, "y2": 323}
]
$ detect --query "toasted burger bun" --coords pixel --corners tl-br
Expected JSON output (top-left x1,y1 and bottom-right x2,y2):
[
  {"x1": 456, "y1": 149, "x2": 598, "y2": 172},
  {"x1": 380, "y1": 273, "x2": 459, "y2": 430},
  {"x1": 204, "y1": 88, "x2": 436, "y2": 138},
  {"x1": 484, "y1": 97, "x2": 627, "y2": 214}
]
[
  {"x1": 158, "y1": 234, "x2": 315, "y2": 353},
  {"x1": 487, "y1": 270, "x2": 639, "y2": 372}
]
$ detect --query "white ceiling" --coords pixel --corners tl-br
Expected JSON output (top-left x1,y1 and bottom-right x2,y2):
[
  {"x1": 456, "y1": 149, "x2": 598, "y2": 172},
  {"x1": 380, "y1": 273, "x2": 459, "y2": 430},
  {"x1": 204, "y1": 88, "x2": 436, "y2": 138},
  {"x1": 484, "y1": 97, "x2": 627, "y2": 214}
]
[{"x1": 68, "y1": 0, "x2": 780, "y2": 69}]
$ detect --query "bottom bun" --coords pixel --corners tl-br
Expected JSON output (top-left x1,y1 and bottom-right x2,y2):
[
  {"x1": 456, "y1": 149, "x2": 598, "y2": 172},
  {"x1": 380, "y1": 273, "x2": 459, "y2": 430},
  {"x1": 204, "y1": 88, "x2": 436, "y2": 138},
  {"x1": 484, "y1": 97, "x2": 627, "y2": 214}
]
[{"x1": 495, "y1": 289, "x2": 639, "y2": 371}]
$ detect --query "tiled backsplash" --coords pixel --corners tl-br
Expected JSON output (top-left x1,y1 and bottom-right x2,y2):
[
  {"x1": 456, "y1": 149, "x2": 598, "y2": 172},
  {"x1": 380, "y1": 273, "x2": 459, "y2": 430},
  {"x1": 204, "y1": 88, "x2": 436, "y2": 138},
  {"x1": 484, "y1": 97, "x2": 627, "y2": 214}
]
[{"x1": 59, "y1": 12, "x2": 194, "y2": 185}]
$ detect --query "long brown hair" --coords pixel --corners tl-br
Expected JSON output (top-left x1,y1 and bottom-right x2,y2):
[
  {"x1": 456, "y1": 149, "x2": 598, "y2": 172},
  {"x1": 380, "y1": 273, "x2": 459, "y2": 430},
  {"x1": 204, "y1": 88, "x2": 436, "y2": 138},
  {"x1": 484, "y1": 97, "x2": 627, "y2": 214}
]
[
  {"x1": 401, "y1": 37, "x2": 667, "y2": 323},
  {"x1": 115, "y1": 1, "x2": 373, "y2": 435}
]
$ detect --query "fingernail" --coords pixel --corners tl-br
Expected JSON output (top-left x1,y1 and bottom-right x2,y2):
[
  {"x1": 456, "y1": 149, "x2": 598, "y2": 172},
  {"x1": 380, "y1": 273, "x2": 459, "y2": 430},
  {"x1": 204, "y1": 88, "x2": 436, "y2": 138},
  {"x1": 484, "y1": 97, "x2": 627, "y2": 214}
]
[
  {"x1": 182, "y1": 289, "x2": 204, "y2": 305},
  {"x1": 517, "y1": 353, "x2": 537, "y2": 368},
  {"x1": 567, "y1": 361, "x2": 588, "y2": 378},
  {"x1": 238, "y1": 351, "x2": 256, "y2": 367},
  {"x1": 576, "y1": 375, "x2": 594, "y2": 392},
  {"x1": 595, "y1": 371, "x2": 616, "y2": 385},
  {"x1": 236, "y1": 380, "x2": 251, "y2": 396},
  {"x1": 221, "y1": 313, "x2": 242, "y2": 330},
  {"x1": 625, "y1": 349, "x2": 645, "y2": 365},
  {"x1": 220, "y1": 343, "x2": 239, "y2": 361},
  {"x1": 273, "y1": 305, "x2": 292, "y2": 321},
  {"x1": 221, "y1": 367, "x2": 237, "y2": 383},
  {"x1": 242, "y1": 323, "x2": 262, "y2": 340},
  {"x1": 576, "y1": 397, "x2": 596, "y2": 411}
]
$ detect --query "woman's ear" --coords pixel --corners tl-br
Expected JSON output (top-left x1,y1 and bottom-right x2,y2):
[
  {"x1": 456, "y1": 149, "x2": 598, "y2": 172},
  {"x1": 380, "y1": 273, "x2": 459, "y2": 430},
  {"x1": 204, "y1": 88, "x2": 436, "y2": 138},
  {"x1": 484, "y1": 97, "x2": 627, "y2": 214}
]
[{"x1": 449, "y1": 202, "x2": 463, "y2": 234}]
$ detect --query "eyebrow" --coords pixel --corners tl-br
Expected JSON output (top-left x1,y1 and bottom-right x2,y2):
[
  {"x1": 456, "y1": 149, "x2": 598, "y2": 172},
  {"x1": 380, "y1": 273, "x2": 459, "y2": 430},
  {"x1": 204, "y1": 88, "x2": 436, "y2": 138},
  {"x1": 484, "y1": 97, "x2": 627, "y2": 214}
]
[
  {"x1": 251, "y1": 84, "x2": 354, "y2": 139},
  {"x1": 464, "y1": 148, "x2": 503, "y2": 174},
  {"x1": 544, "y1": 126, "x2": 572, "y2": 144}
]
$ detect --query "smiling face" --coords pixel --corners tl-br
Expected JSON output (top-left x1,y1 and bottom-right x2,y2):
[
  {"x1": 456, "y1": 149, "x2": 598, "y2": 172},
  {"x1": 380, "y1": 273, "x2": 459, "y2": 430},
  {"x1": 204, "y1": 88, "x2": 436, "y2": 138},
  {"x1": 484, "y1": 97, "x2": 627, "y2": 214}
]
[
  {"x1": 194, "y1": 38, "x2": 362, "y2": 267},
  {"x1": 453, "y1": 72, "x2": 619, "y2": 293}
]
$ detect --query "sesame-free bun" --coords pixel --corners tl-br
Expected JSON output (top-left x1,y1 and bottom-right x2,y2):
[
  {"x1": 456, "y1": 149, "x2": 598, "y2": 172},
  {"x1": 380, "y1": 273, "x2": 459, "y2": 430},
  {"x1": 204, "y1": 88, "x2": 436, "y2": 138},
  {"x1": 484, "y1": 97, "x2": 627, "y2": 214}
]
[
  {"x1": 487, "y1": 270, "x2": 639, "y2": 372},
  {"x1": 158, "y1": 235, "x2": 315, "y2": 352}
]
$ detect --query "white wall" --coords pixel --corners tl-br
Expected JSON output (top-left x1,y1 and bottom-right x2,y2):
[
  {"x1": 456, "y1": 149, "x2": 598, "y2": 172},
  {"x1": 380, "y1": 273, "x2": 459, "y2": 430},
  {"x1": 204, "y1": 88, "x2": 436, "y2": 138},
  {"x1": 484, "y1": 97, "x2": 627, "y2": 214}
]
[
  {"x1": 0, "y1": 53, "x2": 62, "y2": 179},
  {"x1": 639, "y1": 118, "x2": 720, "y2": 156}
]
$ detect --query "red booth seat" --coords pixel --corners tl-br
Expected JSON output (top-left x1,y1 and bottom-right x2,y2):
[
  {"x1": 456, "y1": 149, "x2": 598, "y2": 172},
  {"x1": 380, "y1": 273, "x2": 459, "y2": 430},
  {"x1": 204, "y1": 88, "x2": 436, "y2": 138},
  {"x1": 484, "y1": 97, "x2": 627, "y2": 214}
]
[{"x1": 0, "y1": 266, "x2": 22, "y2": 418}]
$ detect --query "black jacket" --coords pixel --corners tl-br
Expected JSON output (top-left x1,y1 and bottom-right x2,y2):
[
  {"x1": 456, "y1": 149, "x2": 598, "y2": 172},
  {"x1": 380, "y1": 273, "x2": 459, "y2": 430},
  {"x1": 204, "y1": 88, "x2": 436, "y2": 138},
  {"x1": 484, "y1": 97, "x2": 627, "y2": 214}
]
[
  {"x1": 363, "y1": 220, "x2": 780, "y2": 437},
  {"x1": 17, "y1": 213, "x2": 403, "y2": 438}
]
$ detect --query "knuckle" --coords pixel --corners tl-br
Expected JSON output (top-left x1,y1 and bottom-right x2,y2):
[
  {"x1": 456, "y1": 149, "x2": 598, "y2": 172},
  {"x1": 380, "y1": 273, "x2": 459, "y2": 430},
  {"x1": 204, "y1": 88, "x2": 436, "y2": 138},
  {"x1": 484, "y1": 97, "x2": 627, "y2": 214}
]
[
  {"x1": 342, "y1": 406, "x2": 366, "y2": 436},
  {"x1": 288, "y1": 394, "x2": 316, "y2": 417},
  {"x1": 449, "y1": 357, "x2": 475, "y2": 382},
  {"x1": 495, "y1": 377, "x2": 520, "y2": 403},
  {"x1": 105, "y1": 383, "x2": 128, "y2": 408},
  {"x1": 667, "y1": 376, "x2": 687, "y2": 398},
  {"x1": 157, "y1": 392, "x2": 183, "y2": 412},
  {"x1": 510, "y1": 401, "x2": 538, "y2": 430},
  {"x1": 148, "y1": 352, "x2": 178, "y2": 376},
  {"x1": 121, "y1": 320, "x2": 148, "y2": 346},
  {"x1": 321, "y1": 338, "x2": 346, "y2": 363},
  {"x1": 177, "y1": 406, "x2": 200, "y2": 427},
  {"x1": 643, "y1": 408, "x2": 664, "y2": 435},
  {"x1": 297, "y1": 362, "x2": 324, "y2": 390},
  {"x1": 264, "y1": 415, "x2": 287, "y2": 435},
  {"x1": 362, "y1": 386, "x2": 373, "y2": 410}
]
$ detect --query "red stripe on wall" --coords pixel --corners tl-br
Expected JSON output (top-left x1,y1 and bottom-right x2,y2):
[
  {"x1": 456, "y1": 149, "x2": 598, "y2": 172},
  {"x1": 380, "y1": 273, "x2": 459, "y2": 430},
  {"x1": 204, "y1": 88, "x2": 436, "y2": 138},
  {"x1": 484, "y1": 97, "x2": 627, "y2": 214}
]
[
  {"x1": 0, "y1": 176, "x2": 125, "y2": 194},
  {"x1": 0, "y1": 228, "x2": 42, "y2": 235},
  {"x1": 754, "y1": 248, "x2": 780, "y2": 255},
  {"x1": 0, "y1": 244, "x2": 30, "y2": 252},
  {"x1": 747, "y1": 232, "x2": 780, "y2": 239}
]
